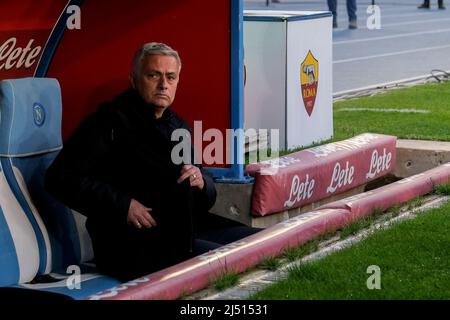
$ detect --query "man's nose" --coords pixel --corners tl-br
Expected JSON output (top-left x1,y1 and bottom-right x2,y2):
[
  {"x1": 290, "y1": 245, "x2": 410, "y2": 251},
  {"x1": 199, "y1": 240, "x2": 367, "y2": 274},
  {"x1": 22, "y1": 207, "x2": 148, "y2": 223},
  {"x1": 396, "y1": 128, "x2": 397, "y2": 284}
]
[{"x1": 158, "y1": 76, "x2": 168, "y2": 89}]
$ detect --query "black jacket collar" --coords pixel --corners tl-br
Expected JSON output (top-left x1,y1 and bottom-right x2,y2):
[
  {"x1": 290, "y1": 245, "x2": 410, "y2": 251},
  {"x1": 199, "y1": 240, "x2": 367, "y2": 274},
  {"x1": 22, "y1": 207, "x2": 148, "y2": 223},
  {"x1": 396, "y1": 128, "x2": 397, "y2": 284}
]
[{"x1": 107, "y1": 87, "x2": 174, "y2": 123}]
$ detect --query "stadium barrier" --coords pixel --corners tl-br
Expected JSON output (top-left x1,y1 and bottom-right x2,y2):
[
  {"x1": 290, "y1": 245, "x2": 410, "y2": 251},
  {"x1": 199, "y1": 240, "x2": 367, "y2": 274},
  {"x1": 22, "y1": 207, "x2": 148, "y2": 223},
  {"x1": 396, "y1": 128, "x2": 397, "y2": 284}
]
[{"x1": 245, "y1": 133, "x2": 397, "y2": 216}]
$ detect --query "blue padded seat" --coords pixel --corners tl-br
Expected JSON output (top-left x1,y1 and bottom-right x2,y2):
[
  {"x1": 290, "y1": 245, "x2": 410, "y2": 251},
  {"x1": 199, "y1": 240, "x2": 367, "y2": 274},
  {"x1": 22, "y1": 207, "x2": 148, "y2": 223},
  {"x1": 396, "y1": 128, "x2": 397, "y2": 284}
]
[
  {"x1": 0, "y1": 168, "x2": 41, "y2": 285},
  {"x1": 0, "y1": 78, "x2": 120, "y2": 299}
]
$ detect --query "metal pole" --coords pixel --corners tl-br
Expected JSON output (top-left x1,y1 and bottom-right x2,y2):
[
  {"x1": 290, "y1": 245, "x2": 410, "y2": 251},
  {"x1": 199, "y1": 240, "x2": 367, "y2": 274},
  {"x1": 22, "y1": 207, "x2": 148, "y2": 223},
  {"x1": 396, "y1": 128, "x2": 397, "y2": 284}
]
[{"x1": 266, "y1": 0, "x2": 270, "y2": 6}]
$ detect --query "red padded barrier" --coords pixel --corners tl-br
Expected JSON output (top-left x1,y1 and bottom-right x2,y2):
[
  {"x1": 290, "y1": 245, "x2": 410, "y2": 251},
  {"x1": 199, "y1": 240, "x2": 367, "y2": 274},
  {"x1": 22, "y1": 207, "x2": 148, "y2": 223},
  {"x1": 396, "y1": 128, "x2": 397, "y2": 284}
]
[
  {"x1": 86, "y1": 208, "x2": 350, "y2": 300},
  {"x1": 86, "y1": 164, "x2": 450, "y2": 300},
  {"x1": 245, "y1": 133, "x2": 397, "y2": 216},
  {"x1": 319, "y1": 162, "x2": 450, "y2": 218}
]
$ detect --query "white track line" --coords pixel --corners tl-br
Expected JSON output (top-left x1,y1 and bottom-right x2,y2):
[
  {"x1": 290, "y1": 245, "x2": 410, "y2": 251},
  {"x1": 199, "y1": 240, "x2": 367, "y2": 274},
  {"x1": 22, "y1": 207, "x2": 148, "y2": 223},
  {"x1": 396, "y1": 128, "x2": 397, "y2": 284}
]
[
  {"x1": 334, "y1": 28, "x2": 450, "y2": 45},
  {"x1": 334, "y1": 44, "x2": 450, "y2": 64},
  {"x1": 381, "y1": 16, "x2": 450, "y2": 27},
  {"x1": 334, "y1": 17, "x2": 450, "y2": 31},
  {"x1": 336, "y1": 108, "x2": 430, "y2": 113},
  {"x1": 368, "y1": 11, "x2": 445, "y2": 19},
  {"x1": 335, "y1": 10, "x2": 442, "y2": 23},
  {"x1": 333, "y1": 69, "x2": 450, "y2": 98}
]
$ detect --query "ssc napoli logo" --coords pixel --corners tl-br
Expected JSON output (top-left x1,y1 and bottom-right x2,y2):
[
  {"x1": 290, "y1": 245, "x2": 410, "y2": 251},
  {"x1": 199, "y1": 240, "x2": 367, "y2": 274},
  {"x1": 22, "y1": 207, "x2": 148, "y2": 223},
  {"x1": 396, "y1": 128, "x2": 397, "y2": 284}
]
[{"x1": 33, "y1": 102, "x2": 46, "y2": 127}]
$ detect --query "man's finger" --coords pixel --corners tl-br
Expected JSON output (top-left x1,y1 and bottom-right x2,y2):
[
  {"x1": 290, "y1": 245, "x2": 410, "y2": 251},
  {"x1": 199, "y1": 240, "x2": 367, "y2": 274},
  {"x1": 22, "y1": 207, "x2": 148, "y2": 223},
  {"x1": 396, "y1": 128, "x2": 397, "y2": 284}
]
[
  {"x1": 137, "y1": 216, "x2": 151, "y2": 228},
  {"x1": 137, "y1": 208, "x2": 156, "y2": 228},
  {"x1": 180, "y1": 164, "x2": 193, "y2": 174},
  {"x1": 190, "y1": 177, "x2": 204, "y2": 189},
  {"x1": 177, "y1": 167, "x2": 196, "y2": 183},
  {"x1": 144, "y1": 209, "x2": 157, "y2": 227},
  {"x1": 190, "y1": 179, "x2": 200, "y2": 187}
]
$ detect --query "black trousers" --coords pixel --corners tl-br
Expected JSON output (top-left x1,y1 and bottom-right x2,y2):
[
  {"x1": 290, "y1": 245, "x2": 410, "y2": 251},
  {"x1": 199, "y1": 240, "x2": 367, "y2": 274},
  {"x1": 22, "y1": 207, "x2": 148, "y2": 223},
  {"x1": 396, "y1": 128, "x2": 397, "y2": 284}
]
[
  {"x1": 90, "y1": 186, "x2": 261, "y2": 282},
  {"x1": 193, "y1": 213, "x2": 262, "y2": 255}
]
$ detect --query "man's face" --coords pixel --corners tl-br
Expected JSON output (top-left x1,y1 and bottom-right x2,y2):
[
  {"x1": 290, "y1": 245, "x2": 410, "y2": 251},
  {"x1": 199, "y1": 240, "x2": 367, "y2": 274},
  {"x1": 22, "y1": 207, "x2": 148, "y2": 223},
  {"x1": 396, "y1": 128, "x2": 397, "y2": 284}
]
[{"x1": 132, "y1": 54, "x2": 180, "y2": 116}]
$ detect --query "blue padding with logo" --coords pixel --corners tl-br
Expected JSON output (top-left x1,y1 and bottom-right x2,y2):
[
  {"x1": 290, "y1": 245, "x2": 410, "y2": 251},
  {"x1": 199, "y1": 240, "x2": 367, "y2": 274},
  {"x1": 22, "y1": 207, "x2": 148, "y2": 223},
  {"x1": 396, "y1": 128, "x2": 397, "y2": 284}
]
[
  {"x1": 0, "y1": 78, "x2": 62, "y2": 156},
  {"x1": 0, "y1": 78, "x2": 84, "y2": 273},
  {"x1": 0, "y1": 77, "x2": 118, "y2": 298}
]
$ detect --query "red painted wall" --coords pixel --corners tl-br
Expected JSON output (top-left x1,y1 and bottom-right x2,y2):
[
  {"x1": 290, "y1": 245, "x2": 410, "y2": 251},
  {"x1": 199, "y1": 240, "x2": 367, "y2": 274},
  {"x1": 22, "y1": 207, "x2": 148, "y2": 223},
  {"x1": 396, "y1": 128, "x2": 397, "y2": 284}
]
[
  {"x1": 1, "y1": 0, "x2": 231, "y2": 145},
  {"x1": 0, "y1": 1, "x2": 66, "y2": 78}
]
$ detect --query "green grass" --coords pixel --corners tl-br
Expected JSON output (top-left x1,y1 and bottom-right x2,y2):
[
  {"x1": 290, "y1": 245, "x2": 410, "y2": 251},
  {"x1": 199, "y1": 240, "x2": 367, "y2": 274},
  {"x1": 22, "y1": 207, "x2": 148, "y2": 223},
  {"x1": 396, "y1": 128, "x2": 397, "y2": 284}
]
[
  {"x1": 389, "y1": 205, "x2": 402, "y2": 218},
  {"x1": 283, "y1": 240, "x2": 320, "y2": 262},
  {"x1": 211, "y1": 269, "x2": 240, "y2": 291},
  {"x1": 338, "y1": 217, "x2": 373, "y2": 239},
  {"x1": 407, "y1": 196, "x2": 425, "y2": 211},
  {"x1": 435, "y1": 183, "x2": 450, "y2": 195},
  {"x1": 333, "y1": 82, "x2": 450, "y2": 142},
  {"x1": 338, "y1": 208, "x2": 384, "y2": 239},
  {"x1": 250, "y1": 201, "x2": 450, "y2": 299},
  {"x1": 258, "y1": 256, "x2": 282, "y2": 271},
  {"x1": 246, "y1": 81, "x2": 450, "y2": 164}
]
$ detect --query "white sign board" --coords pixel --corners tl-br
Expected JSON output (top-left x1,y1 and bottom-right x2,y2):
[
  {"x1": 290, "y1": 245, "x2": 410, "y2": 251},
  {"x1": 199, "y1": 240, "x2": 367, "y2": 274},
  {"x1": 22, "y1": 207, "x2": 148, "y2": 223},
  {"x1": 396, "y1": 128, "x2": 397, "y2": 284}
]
[{"x1": 244, "y1": 10, "x2": 333, "y2": 150}]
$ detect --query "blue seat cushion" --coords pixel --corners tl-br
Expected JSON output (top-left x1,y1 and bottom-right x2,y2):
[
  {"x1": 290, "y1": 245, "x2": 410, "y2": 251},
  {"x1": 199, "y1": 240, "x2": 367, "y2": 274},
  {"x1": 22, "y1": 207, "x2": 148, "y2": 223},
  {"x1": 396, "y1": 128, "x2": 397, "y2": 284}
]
[{"x1": 0, "y1": 78, "x2": 62, "y2": 157}]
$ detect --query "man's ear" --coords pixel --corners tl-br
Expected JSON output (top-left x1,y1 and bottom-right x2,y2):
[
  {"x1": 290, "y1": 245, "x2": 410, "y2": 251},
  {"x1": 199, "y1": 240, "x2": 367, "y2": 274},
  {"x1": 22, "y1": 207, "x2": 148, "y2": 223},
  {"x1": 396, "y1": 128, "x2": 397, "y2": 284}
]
[{"x1": 129, "y1": 74, "x2": 136, "y2": 88}]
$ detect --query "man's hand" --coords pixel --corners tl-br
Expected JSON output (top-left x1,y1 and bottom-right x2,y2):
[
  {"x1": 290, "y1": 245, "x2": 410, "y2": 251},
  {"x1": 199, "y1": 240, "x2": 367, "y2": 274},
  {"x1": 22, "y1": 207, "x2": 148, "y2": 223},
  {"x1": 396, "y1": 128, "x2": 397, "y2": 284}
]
[
  {"x1": 127, "y1": 199, "x2": 157, "y2": 229},
  {"x1": 177, "y1": 164, "x2": 204, "y2": 190}
]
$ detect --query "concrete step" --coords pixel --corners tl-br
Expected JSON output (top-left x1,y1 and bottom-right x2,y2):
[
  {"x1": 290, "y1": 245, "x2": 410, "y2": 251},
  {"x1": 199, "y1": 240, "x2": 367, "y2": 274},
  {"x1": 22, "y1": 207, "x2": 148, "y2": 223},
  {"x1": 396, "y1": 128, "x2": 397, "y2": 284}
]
[{"x1": 394, "y1": 139, "x2": 450, "y2": 178}]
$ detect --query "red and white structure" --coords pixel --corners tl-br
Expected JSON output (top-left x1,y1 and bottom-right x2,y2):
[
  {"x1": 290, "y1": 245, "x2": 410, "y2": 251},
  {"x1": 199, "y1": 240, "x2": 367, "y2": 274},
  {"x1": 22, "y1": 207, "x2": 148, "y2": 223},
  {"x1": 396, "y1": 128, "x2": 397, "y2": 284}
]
[
  {"x1": 246, "y1": 133, "x2": 397, "y2": 216},
  {"x1": 87, "y1": 163, "x2": 450, "y2": 300}
]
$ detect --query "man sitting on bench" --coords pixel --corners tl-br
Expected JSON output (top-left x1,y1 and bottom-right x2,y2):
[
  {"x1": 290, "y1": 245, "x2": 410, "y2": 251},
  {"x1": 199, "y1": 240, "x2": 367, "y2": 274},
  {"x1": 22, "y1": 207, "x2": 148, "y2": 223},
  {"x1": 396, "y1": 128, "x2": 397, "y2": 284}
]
[{"x1": 45, "y1": 42, "x2": 260, "y2": 281}]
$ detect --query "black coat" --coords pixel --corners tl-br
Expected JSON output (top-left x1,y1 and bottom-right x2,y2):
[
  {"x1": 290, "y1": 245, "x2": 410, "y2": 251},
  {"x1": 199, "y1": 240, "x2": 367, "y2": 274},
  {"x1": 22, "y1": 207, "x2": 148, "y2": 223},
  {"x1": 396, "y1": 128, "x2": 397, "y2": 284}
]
[{"x1": 45, "y1": 88, "x2": 217, "y2": 280}]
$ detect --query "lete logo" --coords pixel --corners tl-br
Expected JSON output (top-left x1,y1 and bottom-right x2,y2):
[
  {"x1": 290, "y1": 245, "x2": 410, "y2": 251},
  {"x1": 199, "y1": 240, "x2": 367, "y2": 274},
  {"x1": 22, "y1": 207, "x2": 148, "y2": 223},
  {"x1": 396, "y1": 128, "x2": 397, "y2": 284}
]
[
  {"x1": 284, "y1": 174, "x2": 315, "y2": 208},
  {"x1": 300, "y1": 50, "x2": 319, "y2": 117},
  {"x1": 327, "y1": 161, "x2": 355, "y2": 193},
  {"x1": 88, "y1": 277, "x2": 150, "y2": 300},
  {"x1": 0, "y1": 38, "x2": 42, "y2": 71},
  {"x1": 366, "y1": 148, "x2": 392, "y2": 179}
]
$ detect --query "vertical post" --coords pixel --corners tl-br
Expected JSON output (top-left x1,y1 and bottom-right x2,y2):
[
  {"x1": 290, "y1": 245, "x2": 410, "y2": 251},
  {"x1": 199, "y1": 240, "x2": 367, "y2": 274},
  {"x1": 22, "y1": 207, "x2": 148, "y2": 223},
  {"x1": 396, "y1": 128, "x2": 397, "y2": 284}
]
[{"x1": 266, "y1": 0, "x2": 270, "y2": 6}]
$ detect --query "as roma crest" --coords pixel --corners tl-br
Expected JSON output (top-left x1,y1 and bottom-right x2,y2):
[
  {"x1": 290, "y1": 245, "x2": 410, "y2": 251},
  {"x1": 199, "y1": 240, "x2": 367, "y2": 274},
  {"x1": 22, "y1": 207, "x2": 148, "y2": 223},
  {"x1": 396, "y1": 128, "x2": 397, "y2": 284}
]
[{"x1": 300, "y1": 50, "x2": 319, "y2": 116}]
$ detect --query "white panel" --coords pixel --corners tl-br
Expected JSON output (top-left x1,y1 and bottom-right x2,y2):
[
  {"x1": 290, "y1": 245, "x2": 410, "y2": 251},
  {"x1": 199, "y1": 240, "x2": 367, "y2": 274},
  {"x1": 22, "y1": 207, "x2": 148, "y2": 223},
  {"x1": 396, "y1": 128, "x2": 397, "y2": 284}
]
[
  {"x1": 13, "y1": 166, "x2": 52, "y2": 274},
  {"x1": 286, "y1": 16, "x2": 333, "y2": 149},
  {"x1": 244, "y1": 20, "x2": 286, "y2": 150},
  {"x1": 0, "y1": 170, "x2": 39, "y2": 283},
  {"x1": 72, "y1": 209, "x2": 94, "y2": 263}
]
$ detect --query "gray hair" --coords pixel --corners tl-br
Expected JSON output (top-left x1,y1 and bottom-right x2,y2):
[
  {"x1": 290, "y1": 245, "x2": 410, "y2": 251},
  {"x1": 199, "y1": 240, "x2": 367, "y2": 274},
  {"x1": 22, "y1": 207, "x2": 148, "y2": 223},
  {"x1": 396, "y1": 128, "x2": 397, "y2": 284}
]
[{"x1": 131, "y1": 42, "x2": 182, "y2": 79}]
